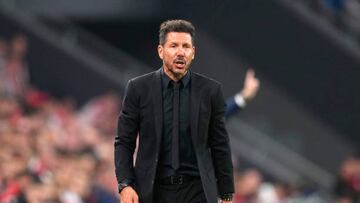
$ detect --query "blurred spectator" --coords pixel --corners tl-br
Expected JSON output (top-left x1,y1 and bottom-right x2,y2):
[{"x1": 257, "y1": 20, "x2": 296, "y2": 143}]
[
  {"x1": 334, "y1": 153, "x2": 360, "y2": 203},
  {"x1": 78, "y1": 92, "x2": 120, "y2": 136},
  {"x1": 1, "y1": 34, "x2": 30, "y2": 99},
  {"x1": 225, "y1": 69, "x2": 260, "y2": 119},
  {"x1": 257, "y1": 182, "x2": 293, "y2": 203},
  {"x1": 233, "y1": 169, "x2": 263, "y2": 203}
]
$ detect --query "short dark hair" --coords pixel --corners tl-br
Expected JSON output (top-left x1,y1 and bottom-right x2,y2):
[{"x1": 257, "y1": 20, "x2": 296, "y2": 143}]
[{"x1": 159, "y1": 19, "x2": 195, "y2": 46}]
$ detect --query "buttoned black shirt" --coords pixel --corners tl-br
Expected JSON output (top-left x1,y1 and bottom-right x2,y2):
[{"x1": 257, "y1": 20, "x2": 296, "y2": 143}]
[{"x1": 157, "y1": 68, "x2": 199, "y2": 178}]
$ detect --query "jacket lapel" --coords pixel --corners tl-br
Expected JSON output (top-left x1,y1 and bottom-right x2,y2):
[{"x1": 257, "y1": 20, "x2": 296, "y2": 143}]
[{"x1": 152, "y1": 68, "x2": 163, "y2": 148}]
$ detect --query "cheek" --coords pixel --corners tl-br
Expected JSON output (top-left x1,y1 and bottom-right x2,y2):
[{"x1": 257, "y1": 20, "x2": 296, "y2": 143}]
[{"x1": 164, "y1": 52, "x2": 175, "y2": 60}]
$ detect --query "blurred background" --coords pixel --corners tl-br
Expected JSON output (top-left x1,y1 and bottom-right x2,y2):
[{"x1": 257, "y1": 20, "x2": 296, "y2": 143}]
[{"x1": 0, "y1": 0, "x2": 359, "y2": 202}]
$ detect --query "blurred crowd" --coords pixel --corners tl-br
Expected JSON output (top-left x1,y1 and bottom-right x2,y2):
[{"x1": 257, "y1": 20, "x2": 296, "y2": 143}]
[
  {"x1": 301, "y1": 0, "x2": 360, "y2": 43},
  {"x1": 0, "y1": 34, "x2": 120, "y2": 203},
  {"x1": 1, "y1": 33, "x2": 359, "y2": 203}
]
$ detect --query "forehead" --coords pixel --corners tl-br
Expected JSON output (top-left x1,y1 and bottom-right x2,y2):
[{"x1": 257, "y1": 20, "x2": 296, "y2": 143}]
[{"x1": 165, "y1": 32, "x2": 193, "y2": 45}]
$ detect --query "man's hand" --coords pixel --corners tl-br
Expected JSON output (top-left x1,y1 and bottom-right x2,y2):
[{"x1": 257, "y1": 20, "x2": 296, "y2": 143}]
[
  {"x1": 120, "y1": 186, "x2": 139, "y2": 203},
  {"x1": 240, "y1": 69, "x2": 260, "y2": 102}
]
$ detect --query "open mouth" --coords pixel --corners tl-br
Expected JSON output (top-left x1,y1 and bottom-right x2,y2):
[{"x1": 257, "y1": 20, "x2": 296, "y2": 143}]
[{"x1": 174, "y1": 59, "x2": 186, "y2": 68}]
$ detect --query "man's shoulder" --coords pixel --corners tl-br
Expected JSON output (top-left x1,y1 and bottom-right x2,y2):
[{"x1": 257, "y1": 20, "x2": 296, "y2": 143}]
[
  {"x1": 128, "y1": 69, "x2": 159, "y2": 84},
  {"x1": 192, "y1": 71, "x2": 221, "y2": 87}
]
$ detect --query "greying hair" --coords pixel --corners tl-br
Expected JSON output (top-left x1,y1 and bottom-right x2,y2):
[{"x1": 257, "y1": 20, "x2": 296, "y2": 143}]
[{"x1": 159, "y1": 19, "x2": 195, "y2": 46}]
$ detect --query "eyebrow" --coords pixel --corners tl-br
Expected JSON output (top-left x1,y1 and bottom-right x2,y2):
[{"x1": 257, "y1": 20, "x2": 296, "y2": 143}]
[{"x1": 168, "y1": 41, "x2": 192, "y2": 46}]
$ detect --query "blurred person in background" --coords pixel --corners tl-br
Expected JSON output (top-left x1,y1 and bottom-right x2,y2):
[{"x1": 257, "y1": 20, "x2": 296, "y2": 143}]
[
  {"x1": 334, "y1": 153, "x2": 360, "y2": 203},
  {"x1": 2, "y1": 34, "x2": 30, "y2": 99},
  {"x1": 225, "y1": 69, "x2": 260, "y2": 119},
  {"x1": 233, "y1": 169, "x2": 263, "y2": 203},
  {"x1": 78, "y1": 92, "x2": 121, "y2": 136},
  {"x1": 0, "y1": 37, "x2": 8, "y2": 73},
  {"x1": 257, "y1": 181, "x2": 293, "y2": 203}
]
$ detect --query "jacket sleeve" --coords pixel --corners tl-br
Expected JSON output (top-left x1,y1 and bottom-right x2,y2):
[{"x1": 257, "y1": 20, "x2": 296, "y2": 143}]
[
  {"x1": 225, "y1": 96, "x2": 241, "y2": 119},
  {"x1": 114, "y1": 79, "x2": 140, "y2": 183},
  {"x1": 208, "y1": 84, "x2": 235, "y2": 195}
]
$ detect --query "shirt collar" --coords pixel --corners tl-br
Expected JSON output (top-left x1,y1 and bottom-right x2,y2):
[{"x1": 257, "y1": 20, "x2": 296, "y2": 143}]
[{"x1": 161, "y1": 67, "x2": 190, "y2": 88}]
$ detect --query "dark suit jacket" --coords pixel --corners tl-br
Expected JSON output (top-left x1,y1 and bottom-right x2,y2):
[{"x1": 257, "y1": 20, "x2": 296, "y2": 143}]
[{"x1": 115, "y1": 68, "x2": 234, "y2": 203}]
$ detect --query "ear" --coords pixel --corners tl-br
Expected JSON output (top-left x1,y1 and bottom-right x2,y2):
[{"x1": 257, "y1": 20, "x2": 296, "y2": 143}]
[
  {"x1": 192, "y1": 46, "x2": 196, "y2": 60},
  {"x1": 158, "y1": 45, "x2": 163, "y2": 60}
]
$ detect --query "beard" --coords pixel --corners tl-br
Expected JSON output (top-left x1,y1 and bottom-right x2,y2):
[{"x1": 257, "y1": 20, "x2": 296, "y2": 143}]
[{"x1": 165, "y1": 62, "x2": 189, "y2": 78}]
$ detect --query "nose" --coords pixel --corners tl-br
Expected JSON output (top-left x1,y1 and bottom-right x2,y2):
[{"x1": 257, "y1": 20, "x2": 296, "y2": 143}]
[{"x1": 176, "y1": 47, "x2": 185, "y2": 56}]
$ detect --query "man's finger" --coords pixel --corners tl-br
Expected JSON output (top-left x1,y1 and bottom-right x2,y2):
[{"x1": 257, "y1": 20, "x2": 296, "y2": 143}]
[{"x1": 246, "y1": 68, "x2": 255, "y2": 79}]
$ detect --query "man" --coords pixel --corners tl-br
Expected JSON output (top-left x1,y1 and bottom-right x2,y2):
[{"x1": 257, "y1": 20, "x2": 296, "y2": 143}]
[{"x1": 115, "y1": 19, "x2": 234, "y2": 203}]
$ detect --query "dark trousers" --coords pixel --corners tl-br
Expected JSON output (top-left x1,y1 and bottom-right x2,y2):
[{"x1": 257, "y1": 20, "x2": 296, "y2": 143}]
[{"x1": 154, "y1": 178, "x2": 207, "y2": 203}]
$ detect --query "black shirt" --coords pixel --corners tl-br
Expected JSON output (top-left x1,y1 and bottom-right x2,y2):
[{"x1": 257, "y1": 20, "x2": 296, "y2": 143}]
[{"x1": 157, "y1": 68, "x2": 199, "y2": 178}]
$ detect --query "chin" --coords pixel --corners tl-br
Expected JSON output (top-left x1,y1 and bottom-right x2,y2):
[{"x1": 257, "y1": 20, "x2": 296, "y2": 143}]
[
  {"x1": 175, "y1": 68, "x2": 185, "y2": 73},
  {"x1": 176, "y1": 70, "x2": 187, "y2": 76}
]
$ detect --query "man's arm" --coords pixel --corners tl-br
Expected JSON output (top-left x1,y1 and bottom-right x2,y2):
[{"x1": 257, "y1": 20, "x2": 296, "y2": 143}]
[
  {"x1": 225, "y1": 69, "x2": 260, "y2": 119},
  {"x1": 114, "y1": 79, "x2": 139, "y2": 192},
  {"x1": 208, "y1": 84, "x2": 234, "y2": 200}
]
